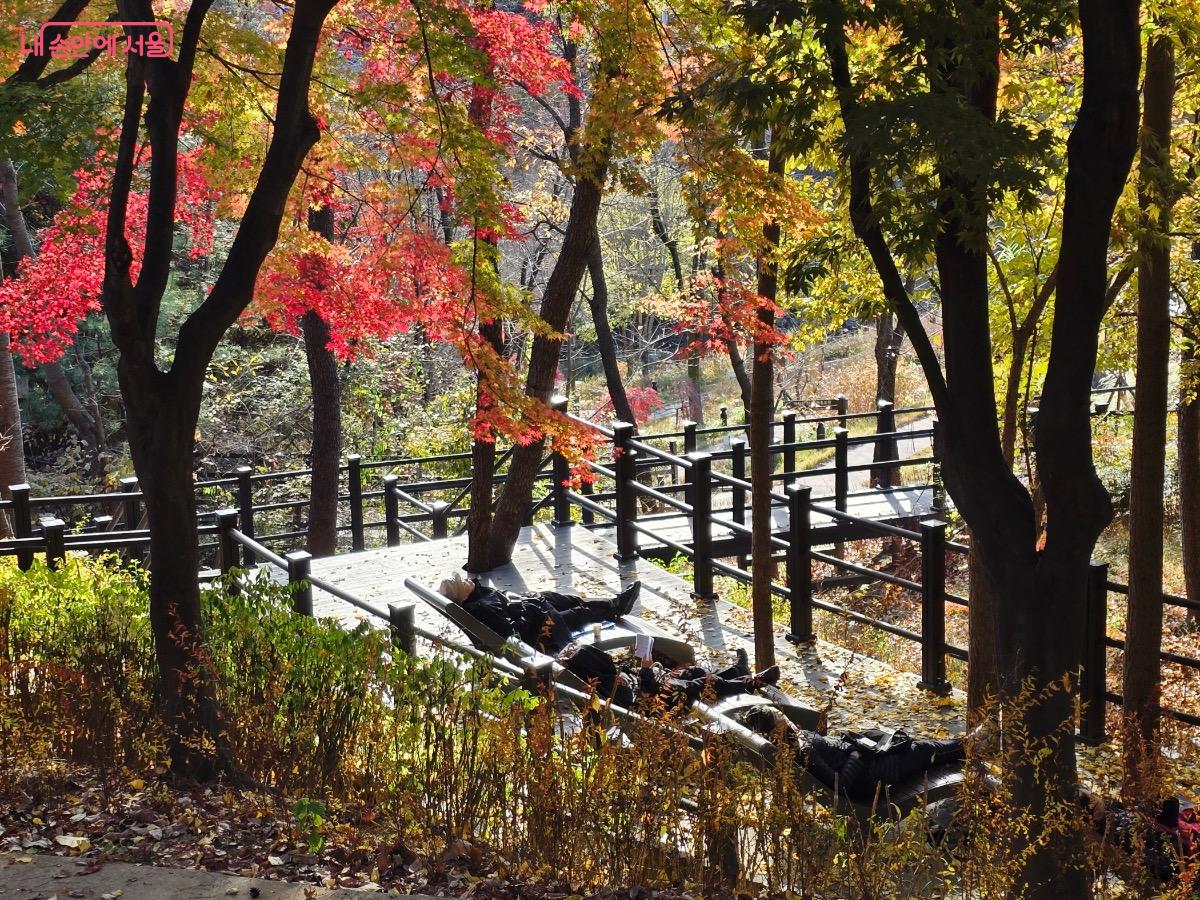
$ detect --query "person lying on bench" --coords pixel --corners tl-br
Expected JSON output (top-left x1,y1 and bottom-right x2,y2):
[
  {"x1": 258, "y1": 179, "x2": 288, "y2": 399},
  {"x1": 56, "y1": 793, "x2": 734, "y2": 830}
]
[
  {"x1": 439, "y1": 572, "x2": 640, "y2": 654},
  {"x1": 731, "y1": 703, "x2": 964, "y2": 802},
  {"x1": 637, "y1": 644, "x2": 781, "y2": 709},
  {"x1": 557, "y1": 638, "x2": 780, "y2": 712}
]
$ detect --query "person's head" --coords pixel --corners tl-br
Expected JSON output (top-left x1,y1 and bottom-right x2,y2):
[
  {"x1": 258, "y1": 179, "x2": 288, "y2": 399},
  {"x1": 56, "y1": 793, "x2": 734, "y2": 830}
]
[
  {"x1": 439, "y1": 572, "x2": 475, "y2": 604},
  {"x1": 733, "y1": 703, "x2": 795, "y2": 739}
]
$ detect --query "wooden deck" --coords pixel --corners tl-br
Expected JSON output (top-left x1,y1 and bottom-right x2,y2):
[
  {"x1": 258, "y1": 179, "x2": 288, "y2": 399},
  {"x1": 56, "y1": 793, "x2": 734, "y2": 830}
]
[{"x1": 306, "y1": 523, "x2": 967, "y2": 738}]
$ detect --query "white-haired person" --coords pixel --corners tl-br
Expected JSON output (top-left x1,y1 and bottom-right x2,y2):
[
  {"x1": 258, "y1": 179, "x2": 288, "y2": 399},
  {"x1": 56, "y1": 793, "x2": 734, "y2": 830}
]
[{"x1": 438, "y1": 572, "x2": 640, "y2": 656}]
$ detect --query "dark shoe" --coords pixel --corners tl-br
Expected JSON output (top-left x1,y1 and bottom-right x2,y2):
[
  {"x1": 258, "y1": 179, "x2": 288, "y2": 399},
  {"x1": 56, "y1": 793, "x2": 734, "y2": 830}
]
[
  {"x1": 753, "y1": 665, "x2": 781, "y2": 688},
  {"x1": 734, "y1": 647, "x2": 750, "y2": 671},
  {"x1": 615, "y1": 581, "x2": 641, "y2": 617}
]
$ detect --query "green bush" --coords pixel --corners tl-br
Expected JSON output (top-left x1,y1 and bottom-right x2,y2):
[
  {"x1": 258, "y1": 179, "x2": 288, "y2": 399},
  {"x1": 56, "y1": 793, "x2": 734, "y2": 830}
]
[
  {"x1": 0, "y1": 554, "x2": 157, "y2": 770},
  {"x1": 202, "y1": 571, "x2": 390, "y2": 790}
]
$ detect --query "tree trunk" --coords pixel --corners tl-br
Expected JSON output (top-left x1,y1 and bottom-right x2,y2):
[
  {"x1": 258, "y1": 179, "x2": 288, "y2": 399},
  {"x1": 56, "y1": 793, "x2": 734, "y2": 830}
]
[
  {"x1": 300, "y1": 206, "x2": 342, "y2": 557},
  {"x1": 726, "y1": 338, "x2": 753, "y2": 418},
  {"x1": 965, "y1": 543, "x2": 999, "y2": 714},
  {"x1": 1180, "y1": 335, "x2": 1200, "y2": 627},
  {"x1": 1, "y1": 159, "x2": 102, "y2": 475},
  {"x1": 0, "y1": 335, "x2": 25, "y2": 535},
  {"x1": 587, "y1": 239, "x2": 635, "y2": 423},
  {"x1": 1014, "y1": 2, "x2": 1139, "y2": 893},
  {"x1": 649, "y1": 187, "x2": 702, "y2": 423},
  {"x1": 750, "y1": 143, "x2": 783, "y2": 670},
  {"x1": 870, "y1": 309, "x2": 905, "y2": 484},
  {"x1": 466, "y1": 316, "x2": 505, "y2": 573},
  {"x1": 0, "y1": 159, "x2": 30, "y2": 523},
  {"x1": 121, "y1": 361, "x2": 229, "y2": 777},
  {"x1": 1122, "y1": 32, "x2": 1174, "y2": 761},
  {"x1": 482, "y1": 159, "x2": 608, "y2": 569},
  {"x1": 301, "y1": 310, "x2": 341, "y2": 556},
  {"x1": 41, "y1": 360, "x2": 104, "y2": 470},
  {"x1": 821, "y1": 0, "x2": 1137, "y2": 893},
  {"x1": 97, "y1": 0, "x2": 336, "y2": 780}
]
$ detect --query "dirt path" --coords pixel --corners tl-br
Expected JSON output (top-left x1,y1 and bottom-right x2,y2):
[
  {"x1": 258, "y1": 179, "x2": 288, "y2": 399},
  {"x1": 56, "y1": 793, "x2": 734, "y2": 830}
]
[{"x1": 1, "y1": 852, "x2": 434, "y2": 900}]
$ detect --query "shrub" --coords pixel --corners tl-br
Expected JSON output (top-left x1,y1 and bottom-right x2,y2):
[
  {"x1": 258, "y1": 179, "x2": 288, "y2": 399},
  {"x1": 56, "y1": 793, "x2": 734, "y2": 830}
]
[{"x1": 0, "y1": 555, "x2": 157, "y2": 771}]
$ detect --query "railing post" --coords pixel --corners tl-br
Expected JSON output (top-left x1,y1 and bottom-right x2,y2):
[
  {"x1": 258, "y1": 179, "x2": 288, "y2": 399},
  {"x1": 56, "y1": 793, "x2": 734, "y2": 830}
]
[
  {"x1": 551, "y1": 447, "x2": 572, "y2": 527},
  {"x1": 347, "y1": 454, "x2": 365, "y2": 551},
  {"x1": 836, "y1": 394, "x2": 848, "y2": 432},
  {"x1": 918, "y1": 519, "x2": 950, "y2": 693},
  {"x1": 383, "y1": 474, "x2": 400, "y2": 547},
  {"x1": 1080, "y1": 561, "x2": 1109, "y2": 744},
  {"x1": 548, "y1": 395, "x2": 572, "y2": 528},
  {"x1": 119, "y1": 476, "x2": 140, "y2": 530},
  {"x1": 613, "y1": 422, "x2": 638, "y2": 561},
  {"x1": 286, "y1": 550, "x2": 313, "y2": 616},
  {"x1": 687, "y1": 451, "x2": 714, "y2": 600},
  {"x1": 10, "y1": 483, "x2": 31, "y2": 571},
  {"x1": 669, "y1": 441, "x2": 679, "y2": 484},
  {"x1": 731, "y1": 439, "x2": 748, "y2": 568},
  {"x1": 235, "y1": 466, "x2": 256, "y2": 566},
  {"x1": 683, "y1": 421, "x2": 698, "y2": 455},
  {"x1": 930, "y1": 419, "x2": 946, "y2": 513},
  {"x1": 389, "y1": 602, "x2": 417, "y2": 656},
  {"x1": 782, "y1": 412, "x2": 797, "y2": 476},
  {"x1": 216, "y1": 508, "x2": 239, "y2": 575},
  {"x1": 41, "y1": 517, "x2": 65, "y2": 570},
  {"x1": 874, "y1": 400, "x2": 897, "y2": 489},
  {"x1": 785, "y1": 483, "x2": 814, "y2": 643},
  {"x1": 834, "y1": 428, "x2": 849, "y2": 512},
  {"x1": 580, "y1": 478, "x2": 595, "y2": 525},
  {"x1": 430, "y1": 500, "x2": 451, "y2": 539}
]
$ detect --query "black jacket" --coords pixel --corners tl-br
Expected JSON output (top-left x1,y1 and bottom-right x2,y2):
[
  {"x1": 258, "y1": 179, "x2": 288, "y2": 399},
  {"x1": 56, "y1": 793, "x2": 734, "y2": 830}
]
[{"x1": 460, "y1": 584, "x2": 579, "y2": 652}]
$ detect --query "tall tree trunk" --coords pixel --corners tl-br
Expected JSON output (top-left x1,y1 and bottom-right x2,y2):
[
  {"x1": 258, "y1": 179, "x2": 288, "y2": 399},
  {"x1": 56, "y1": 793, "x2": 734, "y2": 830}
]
[
  {"x1": 482, "y1": 158, "x2": 608, "y2": 569},
  {"x1": 0, "y1": 159, "x2": 30, "y2": 524},
  {"x1": 870, "y1": 309, "x2": 905, "y2": 484},
  {"x1": 301, "y1": 207, "x2": 342, "y2": 557},
  {"x1": 726, "y1": 338, "x2": 753, "y2": 418},
  {"x1": 821, "y1": 2, "x2": 1139, "y2": 895},
  {"x1": 1122, "y1": 32, "x2": 1174, "y2": 764},
  {"x1": 122, "y1": 361, "x2": 230, "y2": 777},
  {"x1": 41, "y1": 360, "x2": 104, "y2": 469},
  {"x1": 587, "y1": 239, "x2": 635, "y2": 423},
  {"x1": 302, "y1": 311, "x2": 341, "y2": 556},
  {"x1": 97, "y1": 0, "x2": 337, "y2": 780},
  {"x1": 965, "y1": 544, "x2": 999, "y2": 714},
  {"x1": 466, "y1": 319, "x2": 504, "y2": 573},
  {"x1": 1, "y1": 159, "x2": 102, "y2": 474},
  {"x1": 649, "y1": 187, "x2": 702, "y2": 423},
  {"x1": 0, "y1": 335, "x2": 25, "y2": 536},
  {"x1": 1017, "y1": 2, "x2": 1139, "y2": 893},
  {"x1": 1179, "y1": 333, "x2": 1200, "y2": 627},
  {"x1": 750, "y1": 142, "x2": 783, "y2": 670}
]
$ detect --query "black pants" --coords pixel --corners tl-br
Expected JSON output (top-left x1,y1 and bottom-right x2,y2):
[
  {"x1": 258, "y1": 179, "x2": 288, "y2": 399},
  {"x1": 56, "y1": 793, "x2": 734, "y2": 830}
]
[
  {"x1": 519, "y1": 592, "x2": 616, "y2": 652},
  {"x1": 856, "y1": 738, "x2": 964, "y2": 799},
  {"x1": 661, "y1": 661, "x2": 756, "y2": 705},
  {"x1": 558, "y1": 643, "x2": 635, "y2": 708}
]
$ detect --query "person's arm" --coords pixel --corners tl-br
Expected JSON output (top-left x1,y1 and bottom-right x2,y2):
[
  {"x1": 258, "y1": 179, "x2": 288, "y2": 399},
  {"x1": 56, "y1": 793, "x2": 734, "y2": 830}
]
[
  {"x1": 463, "y1": 589, "x2": 517, "y2": 638},
  {"x1": 638, "y1": 657, "x2": 663, "y2": 695},
  {"x1": 803, "y1": 734, "x2": 856, "y2": 794}
]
